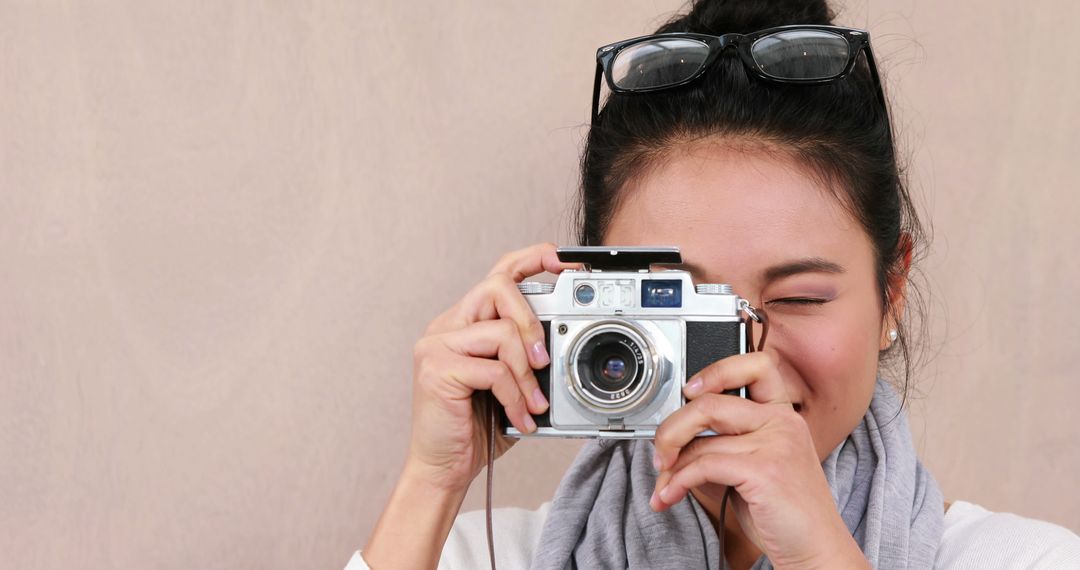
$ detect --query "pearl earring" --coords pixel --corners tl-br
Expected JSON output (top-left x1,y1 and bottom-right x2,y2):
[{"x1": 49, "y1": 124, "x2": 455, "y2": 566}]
[{"x1": 887, "y1": 329, "x2": 898, "y2": 342}]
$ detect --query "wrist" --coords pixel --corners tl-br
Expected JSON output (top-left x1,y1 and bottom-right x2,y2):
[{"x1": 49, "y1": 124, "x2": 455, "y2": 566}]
[
  {"x1": 812, "y1": 530, "x2": 870, "y2": 570},
  {"x1": 401, "y1": 451, "x2": 477, "y2": 495},
  {"x1": 775, "y1": 525, "x2": 869, "y2": 570},
  {"x1": 363, "y1": 461, "x2": 470, "y2": 568}
]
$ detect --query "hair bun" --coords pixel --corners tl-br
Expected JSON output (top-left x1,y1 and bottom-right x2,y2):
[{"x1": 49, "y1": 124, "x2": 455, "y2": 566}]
[{"x1": 656, "y1": 0, "x2": 835, "y2": 35}]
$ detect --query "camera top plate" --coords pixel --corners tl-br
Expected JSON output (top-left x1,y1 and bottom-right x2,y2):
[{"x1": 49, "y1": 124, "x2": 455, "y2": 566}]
[{"x1": 556, "y1": 246, "x2": 682, "y2": 271}]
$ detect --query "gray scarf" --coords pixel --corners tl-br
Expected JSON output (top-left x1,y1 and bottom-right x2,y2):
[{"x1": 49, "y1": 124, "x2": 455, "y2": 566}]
[{"x1": 531, "y1": 378, "x2": 944, "y2": 569}]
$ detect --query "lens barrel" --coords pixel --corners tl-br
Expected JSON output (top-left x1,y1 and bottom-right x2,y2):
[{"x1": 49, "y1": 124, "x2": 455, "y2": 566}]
[{"x1": 568, "y1": 321, "x2": 661, "y2": 414}]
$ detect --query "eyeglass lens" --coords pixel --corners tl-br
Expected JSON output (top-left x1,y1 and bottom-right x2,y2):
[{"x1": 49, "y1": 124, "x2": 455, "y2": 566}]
[
  {"x1": 750, "y1": 30, "x2": 850, "y2": 80},
  {"x1": 610, "y1": 30, "x2": 852, "y2": 91},
  {"x1": 610, "y1": 38, "x2": 710, "y2": 90}
]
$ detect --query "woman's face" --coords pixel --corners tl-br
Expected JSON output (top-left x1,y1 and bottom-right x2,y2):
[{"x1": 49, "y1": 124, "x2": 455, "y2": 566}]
[{"x1": 602, "y1": 138, "x2": 891, "y2": 461}]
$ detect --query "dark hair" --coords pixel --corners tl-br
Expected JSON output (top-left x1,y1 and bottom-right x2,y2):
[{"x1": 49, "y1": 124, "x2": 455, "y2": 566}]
[{"x1": 573, "y1": 0, "x2": 928, "y2": 405}]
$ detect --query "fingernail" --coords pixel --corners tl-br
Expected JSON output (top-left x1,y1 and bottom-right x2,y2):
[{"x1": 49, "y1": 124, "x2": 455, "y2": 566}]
[
  {"x1": 652, "y1": 452, "x2": 662, "y2": 471},
  {"x1": 684, "y1": 377, "x2": 704, "y2": 396},
  {"x1": 533, "y1": 388, "x2": 549, "y2": 411},
  {"x1": 659, "y1": 485, "x2": 674, "y2": 504},
  {"x1": 650, "y1": 490, "x2": 659, "y2": 508},
  {"x1": 523, "y1": 414, "x2": 537, "y2": 433},
  {"x1": 531, "y1": 341, "x2": 550, "y2": 367}
]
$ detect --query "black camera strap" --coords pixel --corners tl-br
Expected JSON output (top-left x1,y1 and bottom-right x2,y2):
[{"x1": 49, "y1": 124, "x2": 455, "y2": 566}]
[
  {"x1": 486, "y1": 401, "x2": 497, "y2": 570},
  {"x1": 741, "y1": 299, "x2": 769, "y2": 353}
]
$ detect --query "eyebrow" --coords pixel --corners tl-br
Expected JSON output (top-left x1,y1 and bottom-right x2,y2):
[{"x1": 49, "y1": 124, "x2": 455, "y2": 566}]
[
  {"x1": 672, "y1": 257, "x2": 845, "y2": 283},
  {"x1": 762, "y1": 258, "x2": 845, "y2": 282}
]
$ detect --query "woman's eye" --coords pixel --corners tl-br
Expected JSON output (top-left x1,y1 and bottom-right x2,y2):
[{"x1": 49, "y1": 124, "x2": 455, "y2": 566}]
[{"x1": 765, "y1": 297, "x2": 829, "y2": 306}]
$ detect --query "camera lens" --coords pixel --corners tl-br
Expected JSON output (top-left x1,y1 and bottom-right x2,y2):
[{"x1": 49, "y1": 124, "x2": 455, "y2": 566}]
[
  {"x1": 571, "y1": 327, "x2": 653, "y2": 410},
  {"x1": 601, "y1": 357, "x2": 626, "y2": 381},
  {"x1": 582, "y1": 334, "x2": 639, "y2": 396}
]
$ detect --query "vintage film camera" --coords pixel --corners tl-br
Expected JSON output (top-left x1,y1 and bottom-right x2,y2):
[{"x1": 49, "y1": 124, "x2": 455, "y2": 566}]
[{"x1": 503, "y1": 246, "x2": 758, "y2": 439}]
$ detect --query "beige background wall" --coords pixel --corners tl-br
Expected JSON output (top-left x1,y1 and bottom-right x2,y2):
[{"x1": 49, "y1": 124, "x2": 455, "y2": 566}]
[{"x1": 2, "y1": 1, "x2": 1077, "y2": 568}]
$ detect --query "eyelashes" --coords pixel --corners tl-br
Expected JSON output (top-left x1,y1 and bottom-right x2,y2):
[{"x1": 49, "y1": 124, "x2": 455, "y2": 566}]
[{"x1": 765, "y1": 297, "x2": 830, "y2": 306}]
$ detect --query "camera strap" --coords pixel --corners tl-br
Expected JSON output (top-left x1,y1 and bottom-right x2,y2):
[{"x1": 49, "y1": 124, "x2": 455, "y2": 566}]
[
  {"x1": 740, "y1": 300, "x2": 770, "y2": 353},
  {"x1": 486, "y1": 402, "x2": 497, "y2": 570}
]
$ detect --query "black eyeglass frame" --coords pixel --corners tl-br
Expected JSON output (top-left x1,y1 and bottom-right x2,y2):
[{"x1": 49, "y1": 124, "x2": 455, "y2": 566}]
[{"x1": 590, "y1": 24, "x2": 887, "y2": 126}]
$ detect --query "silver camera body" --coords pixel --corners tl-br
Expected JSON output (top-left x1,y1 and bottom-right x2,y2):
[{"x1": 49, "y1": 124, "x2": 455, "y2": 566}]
[{"x1": 504, "y1": 246, "x2": 749, "y2": 439}]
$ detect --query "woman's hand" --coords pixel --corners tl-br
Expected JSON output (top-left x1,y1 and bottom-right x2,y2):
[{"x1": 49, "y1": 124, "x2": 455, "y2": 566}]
[
  {"x1": 406, "y1": 242, "x2": 581, "y2": 493},
  {"x1": 366, "y1": 243, "x2": 581, "y2": 568},
  {"x1": 650, "y1": 352, "x2": 869, "y2": 569}
]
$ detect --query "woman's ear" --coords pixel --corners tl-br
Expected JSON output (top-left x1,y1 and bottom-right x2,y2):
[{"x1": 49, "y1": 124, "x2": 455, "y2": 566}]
[{"x1": 880, "y1": 232, "x2": 914, "y2": 350}]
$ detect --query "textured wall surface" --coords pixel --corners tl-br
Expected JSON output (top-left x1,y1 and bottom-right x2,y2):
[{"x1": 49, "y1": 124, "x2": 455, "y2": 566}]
[{"x1": 2, "y1": 1, "x2": 1077, "y2": 568}]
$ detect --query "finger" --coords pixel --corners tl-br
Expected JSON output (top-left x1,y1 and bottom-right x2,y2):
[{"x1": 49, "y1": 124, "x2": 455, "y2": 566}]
[
  {"x1": 424, "y1": 243, "x2": 579, "y2": 337},
  {"x1": 655, "y1": 452, "x2": 756, "y2": 508},
  {"x1": 676, "y1": 431, "x2": 761, "y2": 469},
  {"x1": 648, "y1": 429, "x2": 768, "y2": 509},
  {"x1": 436, "y1": 319, "x2": 548, "y2": 414},
  {"x1": 436, "y1": 352, "x2": 536, "y2": 434},
  {"x1": 424, "y1": 304, "x2": 462, "y2": 336},
  {"x1": 452, "y1": 273, "x2": 551, "y2": 369},
  {"x1": 651, "y1": 434, "x2": 759, "y2": 510},
  {"x1": 683, "y1": 351, "x2": 790, "y2": 405},
  {"x1": 653, "y1": 394, "x2": 782, "y2": 470},
  {"x1": 650, "y1": 469, "x2": 674, "y2": 511},
  {"x1": 487, "y1": 242, "x2": 583, "y2": 283}
]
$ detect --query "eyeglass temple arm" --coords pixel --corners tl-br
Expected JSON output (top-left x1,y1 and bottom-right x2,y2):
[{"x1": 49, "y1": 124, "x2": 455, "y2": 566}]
[
  {"x1": 863, "y1": 43, "x2": 887, "y2": 112},
  {"x1": 590, "y1": 60, "x2": 603, "y2": 125},
  {"x1": 862, "y1": 42, "x2": 894, "y2": 141}
]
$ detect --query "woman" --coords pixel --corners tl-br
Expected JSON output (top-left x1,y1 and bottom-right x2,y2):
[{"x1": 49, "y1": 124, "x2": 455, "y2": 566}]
[{"x1": 357, "y1": 1, "x2": 1080, "y2": 568}]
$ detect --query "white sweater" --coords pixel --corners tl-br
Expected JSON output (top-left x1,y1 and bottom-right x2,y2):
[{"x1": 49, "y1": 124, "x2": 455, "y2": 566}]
[{"x1": 349, "y1": 500, "x2": 1080, "y2": 569}]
